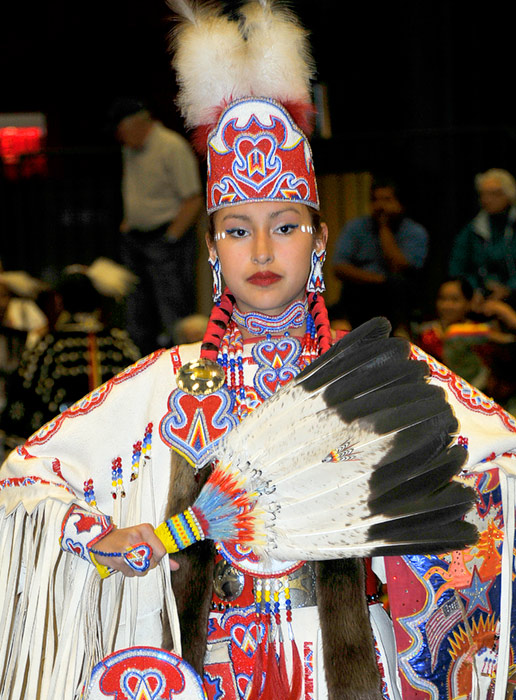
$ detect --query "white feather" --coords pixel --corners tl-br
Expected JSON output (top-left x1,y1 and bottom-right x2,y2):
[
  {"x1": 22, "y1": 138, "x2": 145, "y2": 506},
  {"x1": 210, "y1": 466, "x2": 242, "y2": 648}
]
[
  {"x1": 240, "y1": 0, "x2": 316, "y2": 103},
  {"x1": 169, "y1": 0, "x2": 315, "y2": 128},
  {"x1": 169, "y1": 1, "x2": 247, "y2": 127}
]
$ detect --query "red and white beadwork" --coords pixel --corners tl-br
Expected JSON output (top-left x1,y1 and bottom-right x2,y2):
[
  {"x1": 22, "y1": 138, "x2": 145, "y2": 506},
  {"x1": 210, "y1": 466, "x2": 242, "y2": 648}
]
[
  {"x1": 83, "y1": 647, "x2": 206, "y2": 700},
  {"x1": 207, "y1": 98, "x2": 319, "y2": 214}
]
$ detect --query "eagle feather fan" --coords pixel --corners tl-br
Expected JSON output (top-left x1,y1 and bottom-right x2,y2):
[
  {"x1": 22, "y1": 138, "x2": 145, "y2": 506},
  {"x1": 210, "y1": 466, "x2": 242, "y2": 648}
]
[{"x1": 155, "y1": 317, "x2": 478, "y2": 561}]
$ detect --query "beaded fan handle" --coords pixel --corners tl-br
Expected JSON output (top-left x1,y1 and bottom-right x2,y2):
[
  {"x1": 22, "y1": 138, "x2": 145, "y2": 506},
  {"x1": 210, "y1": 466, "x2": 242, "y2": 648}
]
[
  {"x1": 155, "y1": 467, "x2": 258, "y2": 553},
  {"x1": 155, "y1": 507, "x2": 207, "y2": 553}
]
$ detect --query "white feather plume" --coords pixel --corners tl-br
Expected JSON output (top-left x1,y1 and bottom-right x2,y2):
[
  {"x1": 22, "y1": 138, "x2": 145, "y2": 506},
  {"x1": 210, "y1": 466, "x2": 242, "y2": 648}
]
[
  {"x1": 240, "y1": 0, "x2": 316, "y2": 103},
  {"x1": 169, "y1": 0, "x2": 315, "y2": 130},
  {"x1": 169, "y1": 1, "x2": 247, "y2": 128}
]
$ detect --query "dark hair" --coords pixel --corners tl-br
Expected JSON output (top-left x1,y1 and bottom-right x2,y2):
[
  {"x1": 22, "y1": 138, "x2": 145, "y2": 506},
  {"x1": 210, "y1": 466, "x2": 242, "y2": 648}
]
[
  {"x1": 56, "y1": 273, "x2": 103, "y2": 314},
  {"x1": 439, "y1": 277, "x2": 474, "y2": 301},
  {"x1": 106, "y1": 97, "x2": 148, "y2": 133},
  {"x1": 370, "y1": 176, "x2": 405, "y2": 207}
]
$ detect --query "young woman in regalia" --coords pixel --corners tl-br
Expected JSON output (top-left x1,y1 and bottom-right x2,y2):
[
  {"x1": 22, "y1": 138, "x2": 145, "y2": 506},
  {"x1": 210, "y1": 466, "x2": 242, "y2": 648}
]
[{"x1": 1, "y1": 3, "x2": 516, "y2": 700}]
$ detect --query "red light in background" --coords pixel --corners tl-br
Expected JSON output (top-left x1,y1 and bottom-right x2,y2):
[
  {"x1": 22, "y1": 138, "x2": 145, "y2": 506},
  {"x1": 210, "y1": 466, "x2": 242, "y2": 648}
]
[{"x1": 0, "y1": 115, "x2": 47, "y2": 179}]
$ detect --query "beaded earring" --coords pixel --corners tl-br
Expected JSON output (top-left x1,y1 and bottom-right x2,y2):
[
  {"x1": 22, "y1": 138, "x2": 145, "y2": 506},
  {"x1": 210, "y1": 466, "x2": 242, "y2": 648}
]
[
  {"x1": 306, "y1": 249, "x2": 326, "y2": 294},
  {"x1": 209, "y1": 255, "x2": 222, "y2": 303}
]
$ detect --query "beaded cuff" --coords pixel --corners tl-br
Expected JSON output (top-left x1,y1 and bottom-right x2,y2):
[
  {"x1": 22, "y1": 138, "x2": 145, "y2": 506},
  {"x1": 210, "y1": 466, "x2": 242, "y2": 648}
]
[{"x1": 60, "y1": 503, "x2": 115, "y2": 577}]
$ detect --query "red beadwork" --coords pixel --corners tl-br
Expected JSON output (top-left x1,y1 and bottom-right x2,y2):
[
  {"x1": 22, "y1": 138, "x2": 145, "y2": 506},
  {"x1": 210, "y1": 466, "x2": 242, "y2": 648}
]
[{"x1": 200, "y1": 290, "x2": 333, "y2": 361}]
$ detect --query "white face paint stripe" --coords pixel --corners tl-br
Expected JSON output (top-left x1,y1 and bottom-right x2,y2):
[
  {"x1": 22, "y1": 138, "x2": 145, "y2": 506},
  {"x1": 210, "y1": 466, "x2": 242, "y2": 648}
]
[{"x1": 214, "y1": 226, "x2": 314, "y2": 240}]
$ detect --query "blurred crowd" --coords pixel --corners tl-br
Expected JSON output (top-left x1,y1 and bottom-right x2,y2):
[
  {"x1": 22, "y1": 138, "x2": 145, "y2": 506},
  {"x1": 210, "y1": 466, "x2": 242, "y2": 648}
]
[
  {"x1": 330, "y1": 167, "x2": 516, "y2": 415},
  {"x1": 0, "y1": 258, "x2": 208, "y2": 458}
]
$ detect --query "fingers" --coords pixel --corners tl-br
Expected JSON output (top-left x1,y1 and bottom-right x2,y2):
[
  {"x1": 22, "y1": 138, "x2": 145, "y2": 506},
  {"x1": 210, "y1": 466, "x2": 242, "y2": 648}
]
[
  {"x1": 90, "y1": 523, "x2": 177, "y2": 578},
  {"x1": 169, "y1": 557, "x2": 180, "y2": 572}
]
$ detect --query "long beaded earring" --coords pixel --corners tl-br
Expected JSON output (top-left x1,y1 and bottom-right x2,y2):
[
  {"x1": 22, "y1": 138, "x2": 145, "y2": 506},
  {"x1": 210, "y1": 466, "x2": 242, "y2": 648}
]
[
  {"x1": 306, "y1": 249, "x2": 326, "y2": 294},
  {"x1": 209, "y1": 255, "x2": 222, "y2": 303}
]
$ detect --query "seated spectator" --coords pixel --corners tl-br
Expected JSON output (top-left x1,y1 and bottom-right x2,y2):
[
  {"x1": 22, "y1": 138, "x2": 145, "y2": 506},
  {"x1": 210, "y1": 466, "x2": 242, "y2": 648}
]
[
  {"x1": 1, "y1": 276, "x2": 43, "y2": 458},
  {"x1": 332, "y1": 177, "x2": 428, "y2": 331},
  {"x1": 2, "y1": 271, "x2": 141, "y2": 444},
  {"x1": 472, "y1": 297, "x2": 516, "y2": 413},
  {"x1": 449, "y1": 168, "x2": 516, "y2": 305},
  {"x1": 415, "y1": 278, "x2": 493, "y2": 387}
]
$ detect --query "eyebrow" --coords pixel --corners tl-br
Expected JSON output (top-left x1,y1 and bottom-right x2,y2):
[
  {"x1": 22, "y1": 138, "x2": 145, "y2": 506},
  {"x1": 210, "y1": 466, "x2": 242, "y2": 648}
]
[{"x1": 220, "y1": 207, "x2": 302, "y2": 223}]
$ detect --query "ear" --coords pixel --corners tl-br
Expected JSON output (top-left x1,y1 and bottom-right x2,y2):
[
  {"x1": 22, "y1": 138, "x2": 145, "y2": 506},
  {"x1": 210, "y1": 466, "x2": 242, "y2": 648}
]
[
  {"x1": 314, "y1": 222, "x2": 328, "y2": 254},
  {"x1": 205, "y1": 231, "x2": 217, "y2": 261}
]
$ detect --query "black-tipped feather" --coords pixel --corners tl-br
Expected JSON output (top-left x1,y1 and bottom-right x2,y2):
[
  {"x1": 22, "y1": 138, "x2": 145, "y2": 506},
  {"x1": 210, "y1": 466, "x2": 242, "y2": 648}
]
[
  {"x1": 367, "y1": 482, "x2": 476, "y2": 539},
  {"x1": 191, "y1": 317, "x2": 480, "y2": 562},
  {"x1": 366, "y1": 520, "x2": 479, "y2": 556},
  {"x1": 295, "y1": 317, "x2": 394, "y2": 392},
  {"x1": 369, "y1": 446, "x2": 467, "y2": 515},
  {"x1": 321, "y1": 350, "x2": 429, "y2": 408}
]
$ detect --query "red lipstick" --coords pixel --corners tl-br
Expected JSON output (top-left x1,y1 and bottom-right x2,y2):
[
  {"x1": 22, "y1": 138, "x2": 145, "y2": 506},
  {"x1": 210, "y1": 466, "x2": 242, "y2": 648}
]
[{"x1": 247, "y1": 271, "x2": 282, "y2": 286}]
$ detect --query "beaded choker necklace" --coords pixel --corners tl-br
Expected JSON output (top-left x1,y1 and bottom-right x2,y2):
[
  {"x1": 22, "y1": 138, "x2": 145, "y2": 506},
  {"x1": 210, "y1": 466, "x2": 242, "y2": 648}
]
[
  {"x1": 218, "y1": 315, "x2": 318, "y2": 420},
  {"x1": 232, "y1": 298, "x2": 308, "y2": 335}
]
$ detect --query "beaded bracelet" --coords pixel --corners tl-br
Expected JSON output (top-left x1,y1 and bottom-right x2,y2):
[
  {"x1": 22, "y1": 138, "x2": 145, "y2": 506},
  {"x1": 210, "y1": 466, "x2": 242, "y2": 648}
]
[{"x1": 88, "y1": 541, "x2": 153, "y2": 574}]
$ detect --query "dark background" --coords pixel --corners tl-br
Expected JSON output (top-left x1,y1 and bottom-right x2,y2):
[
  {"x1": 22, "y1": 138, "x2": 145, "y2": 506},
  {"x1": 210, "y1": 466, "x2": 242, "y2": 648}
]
[{"x1": 1, "y1": 0, "x2": 515, "y2": 300}]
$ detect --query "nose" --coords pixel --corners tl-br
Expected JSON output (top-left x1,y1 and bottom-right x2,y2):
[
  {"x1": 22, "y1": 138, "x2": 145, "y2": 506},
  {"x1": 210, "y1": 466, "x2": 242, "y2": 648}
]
[{"x1": 251, "y1": 229, "x2": 273, "y2": 264}]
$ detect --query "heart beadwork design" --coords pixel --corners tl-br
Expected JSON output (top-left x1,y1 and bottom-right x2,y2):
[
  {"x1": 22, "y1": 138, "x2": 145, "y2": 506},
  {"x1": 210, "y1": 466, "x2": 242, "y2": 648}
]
[
  {"x1": 252, "y1": 336, "x2": 303, "y2": 398},
  {"x1": 124, "y1": 543, "x2": 153, "y2": 573},
  {"x1": 123, "y1": 670, "x2": 164, "y2": 699},
  {"x1": 230, "y1": 622, "x2": 264, "y2": 658}
]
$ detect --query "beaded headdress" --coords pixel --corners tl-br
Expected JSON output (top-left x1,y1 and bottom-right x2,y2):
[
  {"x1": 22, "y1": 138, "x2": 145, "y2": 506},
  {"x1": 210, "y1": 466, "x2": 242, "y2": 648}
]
[{"x1": 170, "y1": 0, "x2": 319, "y2": 213}]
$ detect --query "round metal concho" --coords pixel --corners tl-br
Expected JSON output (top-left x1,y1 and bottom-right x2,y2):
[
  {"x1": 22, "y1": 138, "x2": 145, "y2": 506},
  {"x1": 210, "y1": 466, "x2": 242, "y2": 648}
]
[
  {"x1": 213, "y1": 559, "x2": 246, "y2": 602},
  {"x1": 176, "y1": 359, "x2": 225, "y2": 396}
]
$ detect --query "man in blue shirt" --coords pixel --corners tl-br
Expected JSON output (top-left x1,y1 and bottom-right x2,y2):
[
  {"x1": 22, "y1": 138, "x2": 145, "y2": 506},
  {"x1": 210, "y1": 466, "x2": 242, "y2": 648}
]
[{"x1": 332, "y1": 178, "x2": 428, "y2": 330}]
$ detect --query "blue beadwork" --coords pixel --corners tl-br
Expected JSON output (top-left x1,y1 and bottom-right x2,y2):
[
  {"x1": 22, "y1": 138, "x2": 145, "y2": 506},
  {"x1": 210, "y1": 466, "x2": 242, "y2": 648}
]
[{"x1": 89, "y1": 548, "x2": 122, "y2": 557}]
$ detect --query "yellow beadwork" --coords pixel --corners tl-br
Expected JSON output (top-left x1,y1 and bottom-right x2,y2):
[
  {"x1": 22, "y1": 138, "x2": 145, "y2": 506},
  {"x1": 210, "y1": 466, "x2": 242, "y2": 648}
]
[
  {"x1": 89, "y1": 551, "x2": 112, "y2": 579},
  {"x1": 154, "y1": 522, "x2": 180, "y2": 554}
]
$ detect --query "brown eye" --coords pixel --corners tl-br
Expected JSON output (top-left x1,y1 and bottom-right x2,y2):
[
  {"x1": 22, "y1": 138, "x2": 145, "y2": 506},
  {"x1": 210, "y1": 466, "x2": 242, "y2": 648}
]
[
  {"x1": 276, "y1": 224, "x2": 297, "y2": 235},
  {"x1": 227, "y1": 228, "x2": 249, "y2": 238}
]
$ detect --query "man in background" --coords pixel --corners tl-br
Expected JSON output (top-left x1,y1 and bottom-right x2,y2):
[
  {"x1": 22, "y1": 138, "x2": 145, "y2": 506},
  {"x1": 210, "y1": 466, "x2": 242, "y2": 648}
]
[
  {"x1": 109, "y1": 98, "x2": 203, "y2": 355},
  {"x1": 332, "y1": 177, "x2": 428, "y2": 331},
  {"x1": 449, "y1": 168, "x2": 516, "y2": 307}
]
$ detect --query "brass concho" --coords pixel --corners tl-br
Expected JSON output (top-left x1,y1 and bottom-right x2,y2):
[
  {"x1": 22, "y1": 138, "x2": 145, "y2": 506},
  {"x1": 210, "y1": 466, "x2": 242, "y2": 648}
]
[
  {"x1": 176, "y1": 359, "x2": 225, "y2": 396},
  {"x1": 213, "y1": 560, "x2": 245, "y2": 602}
]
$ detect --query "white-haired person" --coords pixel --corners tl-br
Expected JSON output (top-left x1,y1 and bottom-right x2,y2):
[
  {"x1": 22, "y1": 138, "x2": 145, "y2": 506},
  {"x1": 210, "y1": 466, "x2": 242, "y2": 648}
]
[
  {"x1": 449, "y1": 168, "x2": 516, "y2": 305},
  {"x1": 1, "y1": 5, "x2": 516, "y2": 700}
]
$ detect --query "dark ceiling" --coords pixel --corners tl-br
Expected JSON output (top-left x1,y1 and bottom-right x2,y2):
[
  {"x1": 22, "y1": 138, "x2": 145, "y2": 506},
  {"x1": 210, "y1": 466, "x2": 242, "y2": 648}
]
[{"x1": 2, "y1": 1, "x2": 513, "y2": 147}]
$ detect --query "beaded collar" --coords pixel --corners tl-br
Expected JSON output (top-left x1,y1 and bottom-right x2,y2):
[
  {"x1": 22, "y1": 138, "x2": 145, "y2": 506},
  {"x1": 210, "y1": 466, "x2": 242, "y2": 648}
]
[
  {"x1": 217, "y1": 315, "x2": 318, "y2": 420},
  {"x1": 231, "y1": 298, "x2": 308, "y2": 335}
]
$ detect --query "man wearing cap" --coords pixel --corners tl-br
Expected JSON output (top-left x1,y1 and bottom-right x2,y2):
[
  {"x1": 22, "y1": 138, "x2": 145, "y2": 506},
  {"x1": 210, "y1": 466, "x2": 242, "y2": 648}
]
[{"x1": 111, "y1": 98, "x2": 203, "y2": 356}]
